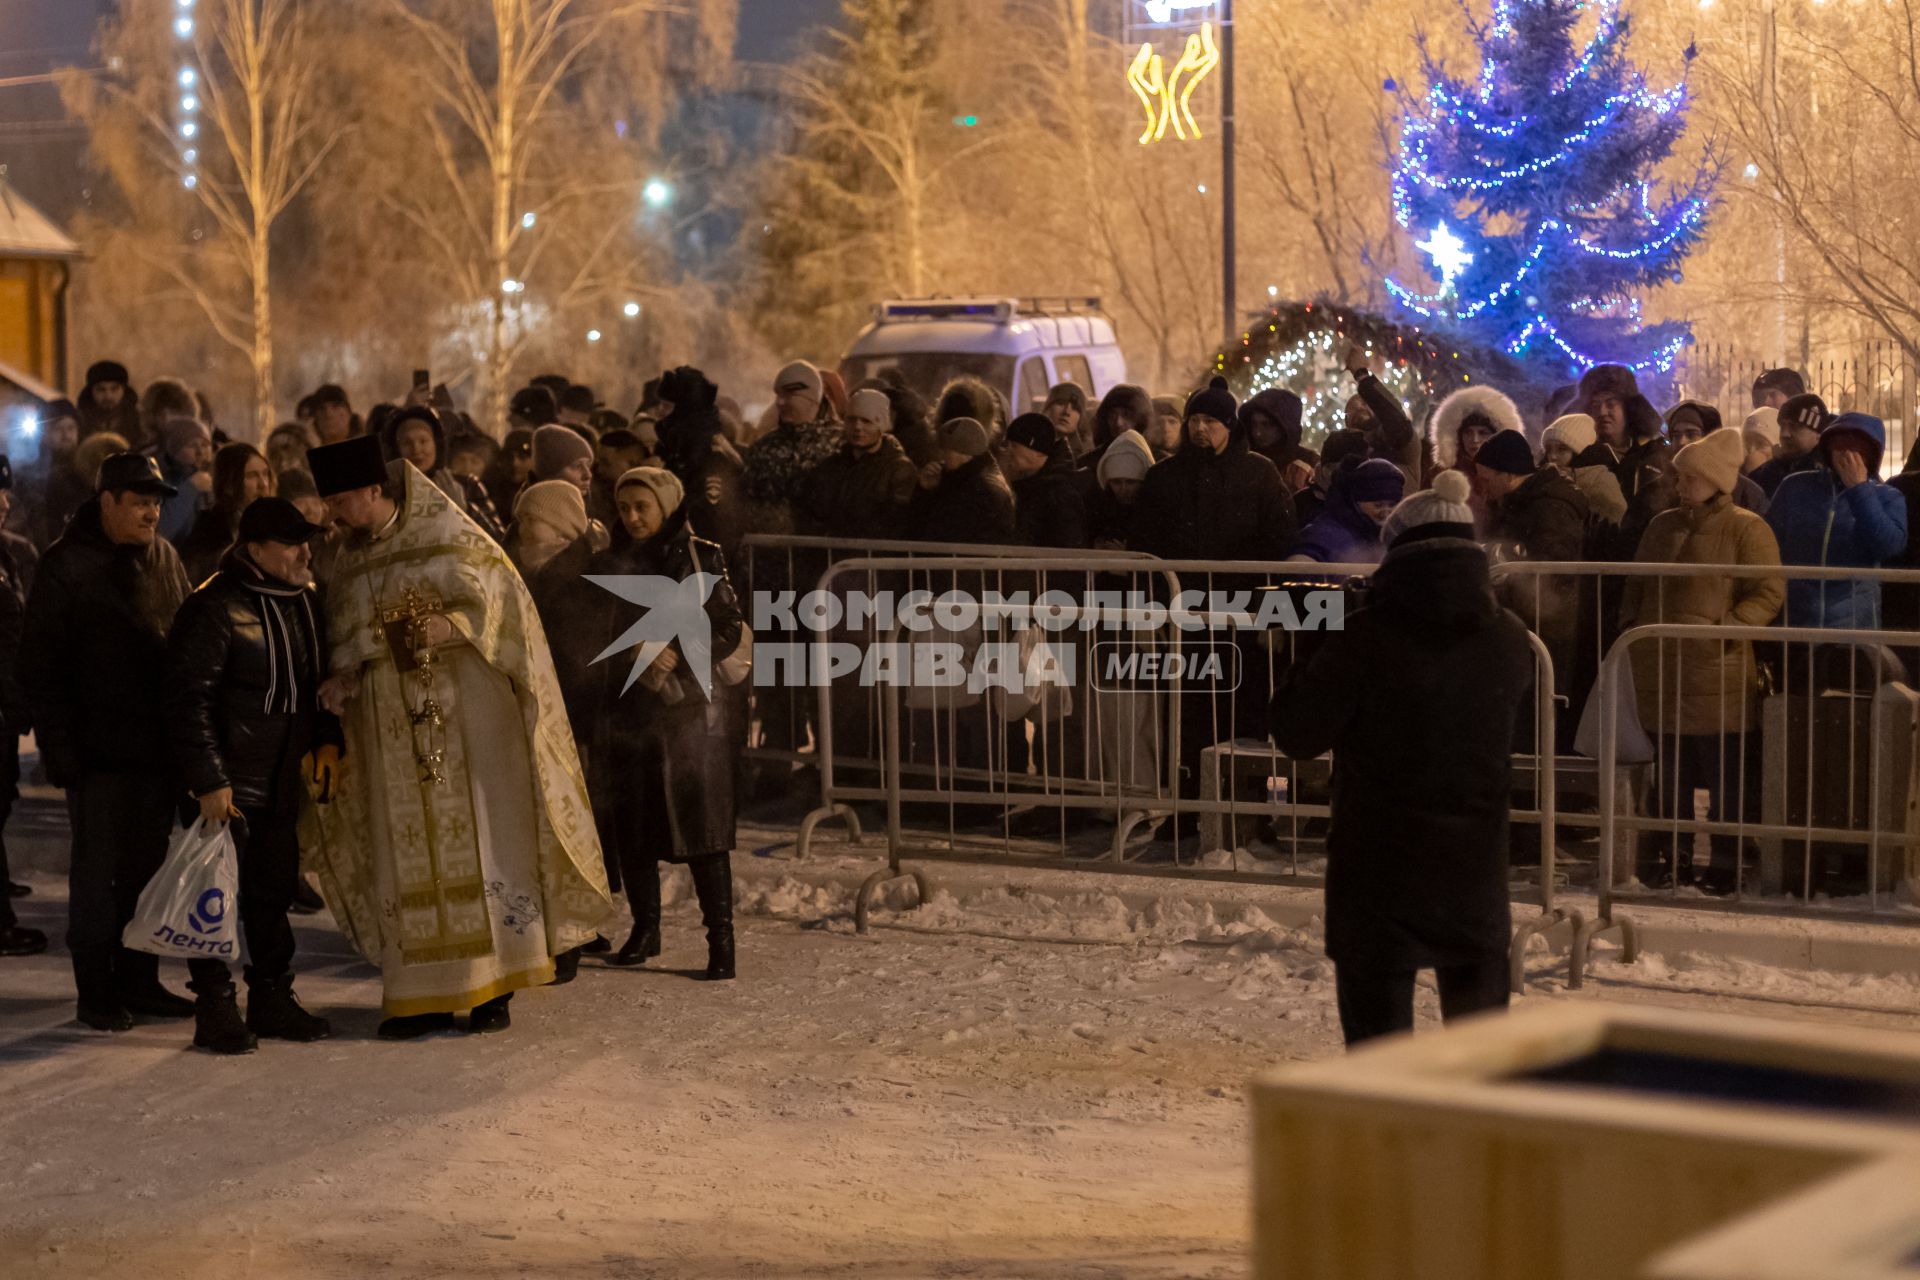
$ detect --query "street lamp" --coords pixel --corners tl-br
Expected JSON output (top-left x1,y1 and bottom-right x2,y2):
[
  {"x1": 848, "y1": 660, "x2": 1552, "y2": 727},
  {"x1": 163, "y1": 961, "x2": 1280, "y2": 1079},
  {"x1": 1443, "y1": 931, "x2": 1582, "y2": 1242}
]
[{"x1": 642, "y1": 178, "x2": 672, "y2": 209}]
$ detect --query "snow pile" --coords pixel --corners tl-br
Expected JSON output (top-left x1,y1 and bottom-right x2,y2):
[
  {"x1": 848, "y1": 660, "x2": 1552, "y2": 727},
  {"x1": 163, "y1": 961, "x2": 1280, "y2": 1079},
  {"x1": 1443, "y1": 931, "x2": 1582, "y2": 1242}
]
[{"x1": 1607, "y1": 948, "x2": 1920, "y2": 1010}]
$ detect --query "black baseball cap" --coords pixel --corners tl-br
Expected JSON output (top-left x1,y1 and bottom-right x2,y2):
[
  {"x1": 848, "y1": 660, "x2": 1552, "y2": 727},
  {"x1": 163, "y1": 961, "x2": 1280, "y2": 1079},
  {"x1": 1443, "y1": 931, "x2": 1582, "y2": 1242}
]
[
  {"x1": 236, "y1": 497, "x2": 327, "y2": 545},
  {"x1": 97, "y1": 452, "x2": 178, "y2": 497},
  {"x1": 1779, "y1": 393, "x2": 1830, "y2": 435}
]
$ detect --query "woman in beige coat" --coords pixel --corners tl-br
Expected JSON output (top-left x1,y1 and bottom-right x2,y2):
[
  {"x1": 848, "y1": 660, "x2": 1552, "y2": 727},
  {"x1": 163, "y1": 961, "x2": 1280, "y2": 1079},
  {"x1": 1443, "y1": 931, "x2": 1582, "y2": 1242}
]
[{"x1": 1618, "y1": 427, "x2": 1785, "y2": 892}]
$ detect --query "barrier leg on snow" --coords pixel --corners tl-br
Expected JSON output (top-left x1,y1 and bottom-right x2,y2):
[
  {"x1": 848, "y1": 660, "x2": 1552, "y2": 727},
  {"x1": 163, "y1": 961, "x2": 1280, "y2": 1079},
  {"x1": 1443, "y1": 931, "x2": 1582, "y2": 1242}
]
[
  {"x1": 1569, "y1": 913, "x2": 1639, "y2": 990},
  {"x1": 796, "y1": 803, "x2": 864, "y2": 859},
  {"x1": 854, "y1": 867, "x2": 934, "y2": 934},
  {"x1": 1507, "y1": 908, "x2": 1583, "y2": 995}
]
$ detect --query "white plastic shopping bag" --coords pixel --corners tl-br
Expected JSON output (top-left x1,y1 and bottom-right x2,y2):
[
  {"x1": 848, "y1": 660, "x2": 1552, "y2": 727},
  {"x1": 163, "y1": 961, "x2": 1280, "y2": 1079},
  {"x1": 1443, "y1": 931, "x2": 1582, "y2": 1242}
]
[
  {"x1": 121, "y1": 818, "x2": 241, "y2": 961},
  {"x1": 1572, "y1": 659, "x2": 1654, "y2": 765}
]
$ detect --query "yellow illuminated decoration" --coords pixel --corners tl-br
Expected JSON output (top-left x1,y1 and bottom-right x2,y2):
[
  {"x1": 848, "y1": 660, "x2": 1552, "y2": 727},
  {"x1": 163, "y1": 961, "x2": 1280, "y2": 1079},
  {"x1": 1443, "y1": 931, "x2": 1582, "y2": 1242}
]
[{"x1": 1126, "y1": 21, "x2": 1221, "y2": 144}]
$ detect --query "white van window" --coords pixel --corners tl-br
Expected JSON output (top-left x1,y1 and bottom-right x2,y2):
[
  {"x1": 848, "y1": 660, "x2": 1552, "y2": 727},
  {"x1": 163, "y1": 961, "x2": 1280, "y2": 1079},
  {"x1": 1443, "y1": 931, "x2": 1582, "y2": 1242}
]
[
  {"x1": 1017, "y1": 357, "x2": 1049, "y2": 414},
  {"x1": 1054, "y1": 354, "x2": 1093, "y2": 395}
]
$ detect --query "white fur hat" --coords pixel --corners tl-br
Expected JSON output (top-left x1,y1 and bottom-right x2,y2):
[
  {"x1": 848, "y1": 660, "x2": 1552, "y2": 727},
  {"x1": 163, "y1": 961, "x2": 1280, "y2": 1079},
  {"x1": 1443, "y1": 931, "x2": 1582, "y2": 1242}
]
[{"x1": 1428, "y1": 386, "x2": 1524, "y2": 470}]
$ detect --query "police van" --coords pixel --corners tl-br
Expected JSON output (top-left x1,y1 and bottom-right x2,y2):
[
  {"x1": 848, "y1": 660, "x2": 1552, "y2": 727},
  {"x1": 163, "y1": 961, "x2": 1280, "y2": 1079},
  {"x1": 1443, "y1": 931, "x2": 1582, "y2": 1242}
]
[{"x1": 840, "y1": 297, "x2": 1128, "y2": 415}]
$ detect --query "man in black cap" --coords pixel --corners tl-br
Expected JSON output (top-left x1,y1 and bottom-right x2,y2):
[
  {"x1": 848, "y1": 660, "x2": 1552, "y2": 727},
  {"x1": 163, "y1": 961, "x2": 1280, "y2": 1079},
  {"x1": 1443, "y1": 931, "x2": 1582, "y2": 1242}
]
[
  {"x1": 164, "y1": 498, "x2": 340, "y2": 1054},
  {"x1": 1751, "y1": 367, "x2": 1807, "y2": 411},
  {"x1": 1751, "y1": 392, "x2": 1830, "y2": 499},
  {"x1": 21, "y1": 454, "x2": 192, "y2": 1029},
  {"x1": 1002, "y1": 412, "x2": 1087, "y2": 549},
  {"x1": 509, "y1": 386, "x2": 559, "y2": 432}
]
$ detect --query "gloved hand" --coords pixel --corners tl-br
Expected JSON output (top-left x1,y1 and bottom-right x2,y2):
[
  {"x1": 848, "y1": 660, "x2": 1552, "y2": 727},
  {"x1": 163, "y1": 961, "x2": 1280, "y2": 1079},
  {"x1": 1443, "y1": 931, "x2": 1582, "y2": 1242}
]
[{"x1": 309, "y1": 744, "x2": 344, "y2": 803}]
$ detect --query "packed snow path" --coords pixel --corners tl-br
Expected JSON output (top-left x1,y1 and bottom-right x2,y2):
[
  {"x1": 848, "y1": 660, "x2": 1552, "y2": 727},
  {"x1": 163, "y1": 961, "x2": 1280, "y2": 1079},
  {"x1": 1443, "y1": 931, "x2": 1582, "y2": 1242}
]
[{"x1": 4, "y1": 830, "x2": 1919, "y2": 1276}]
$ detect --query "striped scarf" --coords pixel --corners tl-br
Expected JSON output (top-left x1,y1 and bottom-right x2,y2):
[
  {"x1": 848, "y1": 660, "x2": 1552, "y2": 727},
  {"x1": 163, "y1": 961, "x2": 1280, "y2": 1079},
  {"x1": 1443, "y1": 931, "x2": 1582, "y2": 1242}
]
[{"x1": 232, "y1": 551, "x2": 321, "y2": 716}]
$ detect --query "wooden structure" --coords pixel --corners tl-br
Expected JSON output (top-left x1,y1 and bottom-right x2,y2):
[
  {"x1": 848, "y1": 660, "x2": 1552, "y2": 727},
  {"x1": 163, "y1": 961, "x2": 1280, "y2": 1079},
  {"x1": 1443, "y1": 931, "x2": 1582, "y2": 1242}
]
[
  {"x1": 0, "y1": 170, "x2": 78, "y2": 402},
  {"x1": 1252, "y1": 1002, "x2": 1920, "y2": 1280}
]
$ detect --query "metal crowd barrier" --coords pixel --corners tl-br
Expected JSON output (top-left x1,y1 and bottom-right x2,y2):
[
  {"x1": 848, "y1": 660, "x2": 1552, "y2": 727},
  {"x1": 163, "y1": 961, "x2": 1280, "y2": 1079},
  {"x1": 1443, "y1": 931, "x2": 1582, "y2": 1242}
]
[
  {"x1": 1578, "y1": 622, "x2": 1920, "y2": 983},
  {"x1": 738, "y1": 534, "x2": 1156, "y2": 822},
  {"x1": 777, "y1": 552, "x2": 1568, "y2": 992},
  {"x1": 739, "y1": 538, "x2": 1920, "y2": 991}
]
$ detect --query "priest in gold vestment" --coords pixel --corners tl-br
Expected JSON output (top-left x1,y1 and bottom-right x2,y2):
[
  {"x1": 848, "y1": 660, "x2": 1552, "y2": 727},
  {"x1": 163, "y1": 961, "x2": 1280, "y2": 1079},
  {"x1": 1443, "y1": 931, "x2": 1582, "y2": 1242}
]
[{"x1": 302, "y1": 436, "x2": 609, "y2": 1038}]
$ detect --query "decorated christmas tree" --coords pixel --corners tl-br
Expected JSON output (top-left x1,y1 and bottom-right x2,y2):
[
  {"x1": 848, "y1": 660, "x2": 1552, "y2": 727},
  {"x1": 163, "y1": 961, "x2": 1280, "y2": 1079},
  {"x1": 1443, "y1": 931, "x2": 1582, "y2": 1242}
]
[{"x1": 1386, "y1": 0, "x2": 1714, "y2": 377}]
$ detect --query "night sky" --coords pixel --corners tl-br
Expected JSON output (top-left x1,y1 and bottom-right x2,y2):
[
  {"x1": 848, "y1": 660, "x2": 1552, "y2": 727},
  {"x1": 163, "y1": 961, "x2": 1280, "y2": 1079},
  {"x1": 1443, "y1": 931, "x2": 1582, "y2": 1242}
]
[{"x1": 0, "y1": 0, "x2": 841, "y2": 217}]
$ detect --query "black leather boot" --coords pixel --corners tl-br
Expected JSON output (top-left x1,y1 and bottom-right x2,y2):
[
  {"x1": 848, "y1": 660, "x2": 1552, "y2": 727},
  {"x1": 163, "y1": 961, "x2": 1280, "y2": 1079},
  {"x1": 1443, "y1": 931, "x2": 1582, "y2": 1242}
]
[
  {"x1": 377, "y1": 1012, "x2": 456, "y2": 1040},
  {"x1": 690, "y1": 853, "x2": 735, "y2": 982},
  {"x1": 244, "y1": 973, "x2": 332, "y2": 1042},
  {"x1": 608, "y1": 923, "x2": 661, "y2": 968},
  {"x1": 467, "y1": 993, "x2": 512, "y2": 1033},
  {"x1": 189, "y1": 977, "x2": 258, "y2": 1056},
  {"x1": 550, "y1": 947, "x2": 582, "y2": 985},
  {"x1": 608, "y1": 857, "x2": 662, "y2": 968}
]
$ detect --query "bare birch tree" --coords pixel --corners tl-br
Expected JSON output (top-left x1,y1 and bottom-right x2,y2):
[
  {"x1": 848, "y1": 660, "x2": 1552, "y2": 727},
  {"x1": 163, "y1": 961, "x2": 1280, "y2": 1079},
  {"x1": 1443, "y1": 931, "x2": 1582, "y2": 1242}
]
[
  {"x1": 64, "y1": 0, "x2": 343, "y2": 436},
  {"x1": 384, "y1": 0, "x2": 711, "y2": 430}
]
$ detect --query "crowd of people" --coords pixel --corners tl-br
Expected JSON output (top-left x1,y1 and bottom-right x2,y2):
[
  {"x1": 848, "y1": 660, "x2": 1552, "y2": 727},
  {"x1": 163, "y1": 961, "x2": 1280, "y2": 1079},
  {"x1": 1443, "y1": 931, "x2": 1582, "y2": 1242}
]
[{"x1": 0, "y1": 349, "x2": 1913, "y2": 1052}]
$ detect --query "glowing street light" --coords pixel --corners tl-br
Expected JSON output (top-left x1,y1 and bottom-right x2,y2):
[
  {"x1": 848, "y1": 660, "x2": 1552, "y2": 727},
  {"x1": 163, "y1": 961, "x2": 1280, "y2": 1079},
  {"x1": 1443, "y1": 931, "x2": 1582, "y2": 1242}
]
[
  {"x1": 179, "y1": 67, "x2": 196, "y2": 88},
  {"x1": 622, "y1": 301, "x2": 641, "y2": 318},
  {"x1": 501, "y1": 278, "x2": 524, "y2": 295},
  {"x1": 521, "y1": 211, "x2": 536, "y2": 229},
  {"x1": 174, "y1": 16, "x2": 194, "y2": 38},
  {"x1": 642, "y1": 178, "x2": 672, "y2": 209},
  {"x1": 587, "y1": 329, "x2": 603, "y2": 343}
]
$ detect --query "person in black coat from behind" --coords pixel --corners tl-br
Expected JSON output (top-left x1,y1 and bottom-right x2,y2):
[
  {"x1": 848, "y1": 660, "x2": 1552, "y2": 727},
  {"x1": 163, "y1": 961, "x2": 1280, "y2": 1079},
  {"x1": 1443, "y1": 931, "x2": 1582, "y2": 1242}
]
[
  {"x1": 21, "y1": 454, "x2": 193, "y2": 1031},
  {"x1": 589, "y1": 466, "x2": 745, "y2": 978},
  {"x1": 1272, "y1": 470, "x2": 1534, "y2": 1048},
  {"x1": 165, "y1": 498, "x2": 340, "y2": 1054}
]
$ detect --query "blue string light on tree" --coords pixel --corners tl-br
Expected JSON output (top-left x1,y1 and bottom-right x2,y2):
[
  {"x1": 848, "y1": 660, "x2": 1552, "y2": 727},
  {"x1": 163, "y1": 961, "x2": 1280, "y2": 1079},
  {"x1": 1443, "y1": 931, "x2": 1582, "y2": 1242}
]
[{"x1": 1385, "y1": 0, "x2": 1716, "y2": 378}]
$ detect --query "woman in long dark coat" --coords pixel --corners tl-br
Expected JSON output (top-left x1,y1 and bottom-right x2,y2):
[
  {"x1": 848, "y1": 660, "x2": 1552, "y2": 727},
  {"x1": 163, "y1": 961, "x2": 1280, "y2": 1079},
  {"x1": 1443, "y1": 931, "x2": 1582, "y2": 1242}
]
[
  {"x1": 589, "y1": 466, "x2": 745, "y2": 977},
  {"x1": 1271, "y1": 470, "x2": 1534, "y2": 1047}
]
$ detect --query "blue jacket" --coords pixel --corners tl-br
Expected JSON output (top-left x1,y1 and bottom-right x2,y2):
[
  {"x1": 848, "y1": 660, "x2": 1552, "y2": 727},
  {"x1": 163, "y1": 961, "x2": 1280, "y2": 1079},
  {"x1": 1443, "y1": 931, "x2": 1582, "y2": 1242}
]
[
  {"x1": 156, "y1": 451, "x2": 208, "y2": 546},
  {"x1": 1764, "y1": 416, "x2": 1908, "y2": 629}
]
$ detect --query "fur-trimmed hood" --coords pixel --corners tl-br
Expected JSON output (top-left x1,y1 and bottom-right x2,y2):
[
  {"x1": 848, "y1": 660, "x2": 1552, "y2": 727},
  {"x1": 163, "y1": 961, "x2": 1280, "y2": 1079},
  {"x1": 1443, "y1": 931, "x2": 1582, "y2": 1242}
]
[{"x1": 1427, "y1": 386, "x2": 1523, "y2": 470}]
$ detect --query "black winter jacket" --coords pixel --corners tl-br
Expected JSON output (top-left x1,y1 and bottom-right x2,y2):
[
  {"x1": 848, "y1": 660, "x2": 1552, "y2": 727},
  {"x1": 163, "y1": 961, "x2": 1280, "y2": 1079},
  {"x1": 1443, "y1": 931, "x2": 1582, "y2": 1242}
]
[
  {"x1": 522, "y1": 533, "x2": 604, "y2": 743},
  {"x1": 1011, "y1": 442, "x2": 1089, "y2": 549},
  {"x1": 1487, "y1": 466, "x2": 1589, "y2": 563},
  {"x1": 803, "y1": 436, "x2": 917, "y2": 541},
  {"x1": 907, "y1": 453, "x2": 1016, "y2": 546},
  {"x1": 1273, "y1": 538, "x2": 1533, "y2": 970},
  {"x1": 22, "y1": 500, "x2": 190, "y2": 784},
  {"x1": 1133, "y1": 434, "x2": 1296, "y2": 564},
  {"x1": 588, "y1": 510, "x2": 746, "y2": 861},
  {"x1": 0, "y1": 532, "x2": 33, "y2": 733},
  {"x1": 164, "y1": 549, "x2": 340, "y2": 810}
]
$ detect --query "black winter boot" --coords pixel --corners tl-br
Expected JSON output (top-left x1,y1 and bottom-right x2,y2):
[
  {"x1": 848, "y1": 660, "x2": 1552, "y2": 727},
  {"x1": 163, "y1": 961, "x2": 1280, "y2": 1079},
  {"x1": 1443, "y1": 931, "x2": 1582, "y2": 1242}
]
[
  {"x1": 550, "y1": 947, "x2": 582, "y2": 985},
  {"x1": 690, "y1": 853, "x2": 735, "y2": 982},
  {"x1": 189, "y1": 978, "x2": 258, "y2": 1056},
  {"x1": 608, "y1": 923, "x2": 660, "y2": 968},
  {"x1": 467, "y1": 993, "x2": 512, "y2": 1033},
  {"x1": 245, "y1": 973, "x2": 332, "y2": 1042}
]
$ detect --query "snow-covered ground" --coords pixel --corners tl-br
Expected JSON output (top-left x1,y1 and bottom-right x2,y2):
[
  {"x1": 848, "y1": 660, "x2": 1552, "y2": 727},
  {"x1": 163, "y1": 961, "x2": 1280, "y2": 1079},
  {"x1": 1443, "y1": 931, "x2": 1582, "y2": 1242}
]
[{"x1": 4, "y1": 808, "x2": 1920, "y2": 1278}]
